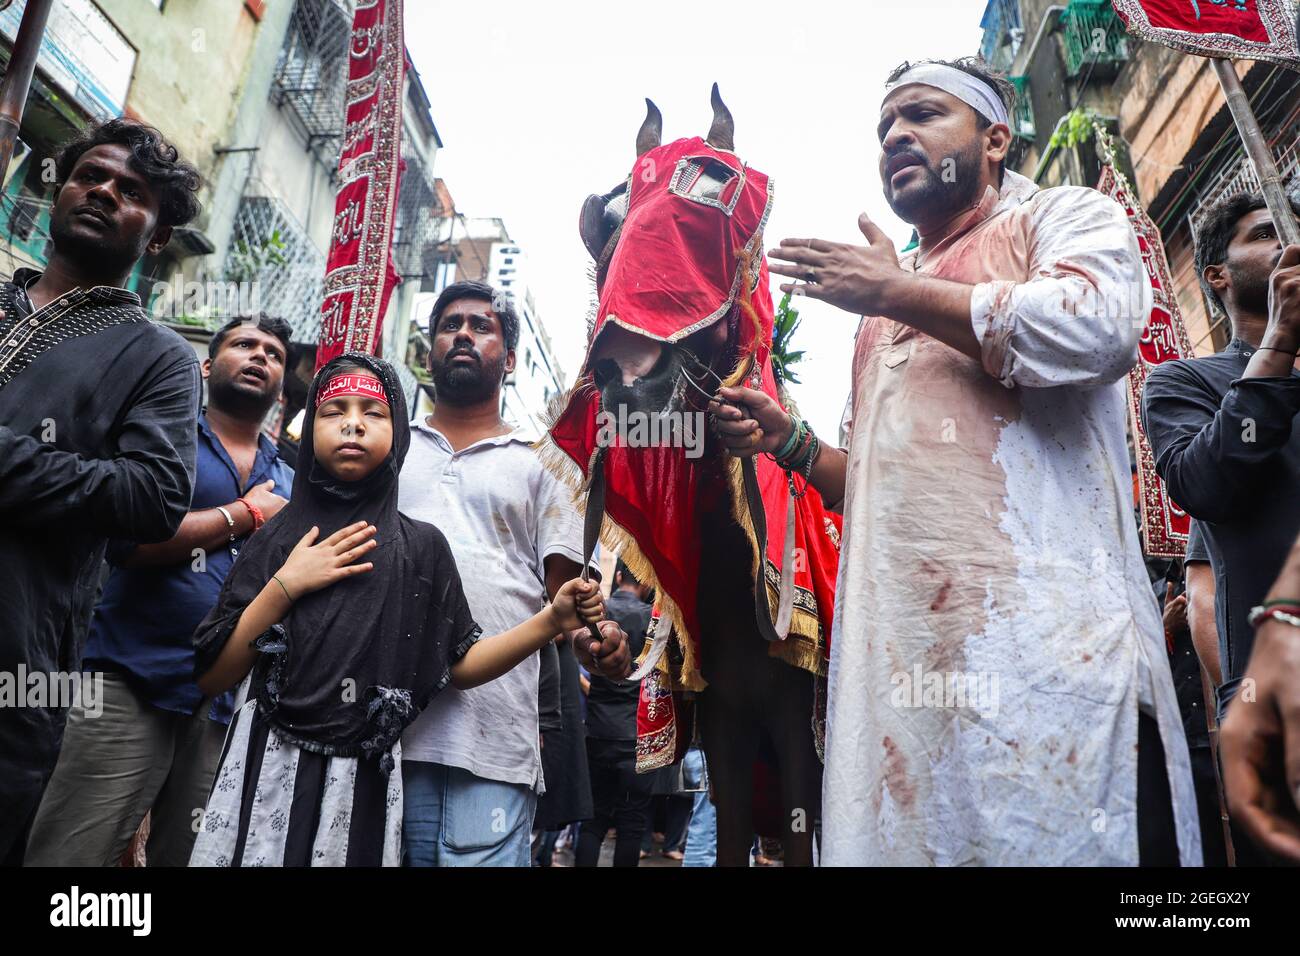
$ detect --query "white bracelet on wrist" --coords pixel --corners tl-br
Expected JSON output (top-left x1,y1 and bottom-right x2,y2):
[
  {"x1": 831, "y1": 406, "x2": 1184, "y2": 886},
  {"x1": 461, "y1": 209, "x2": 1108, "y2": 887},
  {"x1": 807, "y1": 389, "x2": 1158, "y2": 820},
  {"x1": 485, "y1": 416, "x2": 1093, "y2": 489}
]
[{"x1": 215, "y1": 505, "x2": 237, "y2": 542}]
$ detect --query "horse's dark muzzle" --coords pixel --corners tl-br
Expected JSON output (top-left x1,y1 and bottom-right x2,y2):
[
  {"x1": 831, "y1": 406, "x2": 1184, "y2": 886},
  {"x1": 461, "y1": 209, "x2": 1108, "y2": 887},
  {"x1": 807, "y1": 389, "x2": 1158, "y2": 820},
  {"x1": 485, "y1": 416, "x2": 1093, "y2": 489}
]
[{"x1": 594, "y1": 347, "x2": 684, "y2": 418}]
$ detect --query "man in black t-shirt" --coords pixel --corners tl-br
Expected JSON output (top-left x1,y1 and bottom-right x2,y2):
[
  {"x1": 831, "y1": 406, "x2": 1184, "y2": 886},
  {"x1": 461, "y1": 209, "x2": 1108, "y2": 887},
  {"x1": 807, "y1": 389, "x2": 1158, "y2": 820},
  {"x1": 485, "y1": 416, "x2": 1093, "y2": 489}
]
[
  {"x1": 575, "y1": 562, "x2": 653, "y2": 867},
  {"x1": 0, "y1": 120, "x2": 203, "y2": 862},
  {"x1": 1142, "y1": 194, "x2": 1300, "y2": 724},
  {"x1": 1142, "y1": 193, "x2": 1300, "y2": 864}
]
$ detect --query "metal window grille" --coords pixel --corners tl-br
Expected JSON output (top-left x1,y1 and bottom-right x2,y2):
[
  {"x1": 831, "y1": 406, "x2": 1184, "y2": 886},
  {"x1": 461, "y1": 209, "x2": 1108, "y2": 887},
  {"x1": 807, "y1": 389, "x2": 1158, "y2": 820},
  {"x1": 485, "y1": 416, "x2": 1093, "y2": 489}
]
[
  {"x1": 979, "y1": 0, "x2": 1023, "y2": 73},
  {"x1": 1008, "y1": 75, "x2": 1035, "y2": 139},
  {"x1": 273, "y1": 0, "x2": 355, "y2": 170},
  {"x1": 392, "y1": 143, "x2": 440, "y2": 278},
  {"x1": 1186, "y1": 137, "x2": 1300, "y2": 239},
  {"x1": 224, "y1": 193, "x2": 327, "y2": 344}
]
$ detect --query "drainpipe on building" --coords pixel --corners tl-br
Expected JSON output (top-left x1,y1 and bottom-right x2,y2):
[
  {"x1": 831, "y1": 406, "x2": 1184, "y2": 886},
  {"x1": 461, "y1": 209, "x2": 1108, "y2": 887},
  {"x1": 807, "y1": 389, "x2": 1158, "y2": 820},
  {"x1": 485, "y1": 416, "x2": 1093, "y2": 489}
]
[
  {"x1": 1032, "y1": 113, "x2": 1072, "y2": 183},
  {"x1": 1016, "y1": 5, "x2": 1066, "y2": 184},
  {"x1": 0, "y1": 0, "x2": 52, "y2": 188},
  {"x1": 1018, "y1": 5, "x2": 1065, "y2": 75}
]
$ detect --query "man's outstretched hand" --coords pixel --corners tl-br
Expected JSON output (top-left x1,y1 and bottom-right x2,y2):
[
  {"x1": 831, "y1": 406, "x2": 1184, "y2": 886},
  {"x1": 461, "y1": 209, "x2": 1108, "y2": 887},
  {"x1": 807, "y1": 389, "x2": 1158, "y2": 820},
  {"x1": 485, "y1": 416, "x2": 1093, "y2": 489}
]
[
  {"x1": 570, "y1": 619, "x2": 631, "y2": 680},
  {"x1": 1220, "y1": 534, "x2": 1300, "y2": 862},
  {"x1": 767, "y1": 214, "x2": 906, "y2": 316}
]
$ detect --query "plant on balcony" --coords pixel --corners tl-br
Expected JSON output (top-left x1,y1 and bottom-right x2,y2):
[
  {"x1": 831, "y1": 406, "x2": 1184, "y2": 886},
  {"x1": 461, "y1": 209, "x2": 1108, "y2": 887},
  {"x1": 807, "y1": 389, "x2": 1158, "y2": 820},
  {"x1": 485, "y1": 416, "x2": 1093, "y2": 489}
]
[
  {"x1": 1049, "y1": 106, "x2": 1103, "y2": 151},
  {"x1": 226, "y1": 230, "x2": 289, "y2": 284}
]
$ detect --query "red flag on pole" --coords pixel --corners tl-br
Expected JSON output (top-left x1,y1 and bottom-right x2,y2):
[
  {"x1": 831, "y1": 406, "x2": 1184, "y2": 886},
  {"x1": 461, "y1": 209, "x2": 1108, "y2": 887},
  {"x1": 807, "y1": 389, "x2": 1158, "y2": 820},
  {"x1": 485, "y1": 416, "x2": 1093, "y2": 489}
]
[
  {"x1": 1110, "y1": 0, "x2": 1300, "y2": 69},
  {"x1": 315, "y1": 0, "x2": 407, "y2": 371}
]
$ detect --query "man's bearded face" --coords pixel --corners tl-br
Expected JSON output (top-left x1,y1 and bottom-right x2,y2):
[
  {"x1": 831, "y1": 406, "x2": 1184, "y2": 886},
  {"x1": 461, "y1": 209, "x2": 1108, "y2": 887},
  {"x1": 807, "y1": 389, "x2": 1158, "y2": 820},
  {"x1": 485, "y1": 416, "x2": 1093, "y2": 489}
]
[
  {"x1": 207, "y1": 325, "x2": 287, "y2": 419},
  {"x1": 878, "y1": 86, "x2": 989, "y2": 225},
  {"x1": 428, "y1": 298, "x2": 511, "y2": 406},
  {"x1": 49, "y1": 143, "x2": 163, "y2": 274},
  {"x1": 1224, "y1": 207, "x2": 1286, "y2": 315}
]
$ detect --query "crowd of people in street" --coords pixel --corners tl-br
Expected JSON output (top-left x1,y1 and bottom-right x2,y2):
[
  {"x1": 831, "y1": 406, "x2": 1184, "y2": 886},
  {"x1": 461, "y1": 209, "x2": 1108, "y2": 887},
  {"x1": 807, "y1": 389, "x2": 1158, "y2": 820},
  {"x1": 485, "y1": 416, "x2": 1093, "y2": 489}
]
[{"x1": 2, "y1": 50, "x2": 1300, "y2": 867}]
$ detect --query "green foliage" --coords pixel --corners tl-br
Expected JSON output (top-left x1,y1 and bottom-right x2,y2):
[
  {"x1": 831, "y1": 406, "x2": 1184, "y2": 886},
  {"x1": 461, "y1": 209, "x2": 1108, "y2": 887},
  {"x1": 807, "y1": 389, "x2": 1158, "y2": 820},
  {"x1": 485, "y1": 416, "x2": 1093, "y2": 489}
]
[
  {"x1": 226, "y1": 230, "x2": 288, "y2": 284},
  {"x1": 1049, "y1": 107, "x2": 1101, "y2": 152},
  {"x1": 770, "y1": 290, "x2": 805, "y2": 388}
]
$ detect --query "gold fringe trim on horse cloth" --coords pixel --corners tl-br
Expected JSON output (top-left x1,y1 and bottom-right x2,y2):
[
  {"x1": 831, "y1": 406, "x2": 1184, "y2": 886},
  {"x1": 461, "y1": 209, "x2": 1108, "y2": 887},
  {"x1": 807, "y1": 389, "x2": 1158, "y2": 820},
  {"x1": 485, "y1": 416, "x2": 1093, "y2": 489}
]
[
  {"x1": 764, "y1": 573, "x2": 828, "y2": 676},
  {"x1": 534, "y1": 399, "x2": 705, "y2": 692},
  {"x1": 726, "y1": 252, "x2": 828, "y2": 678},
  {"x1": 723, "y1": 452, "x2": 827, "y2": 678},
  {"x1": 533, "y1": 384, "x2": 826, "y2": 690},
  {"x1": 728, "y1": 247, "x2": 826, "y2": 676}
]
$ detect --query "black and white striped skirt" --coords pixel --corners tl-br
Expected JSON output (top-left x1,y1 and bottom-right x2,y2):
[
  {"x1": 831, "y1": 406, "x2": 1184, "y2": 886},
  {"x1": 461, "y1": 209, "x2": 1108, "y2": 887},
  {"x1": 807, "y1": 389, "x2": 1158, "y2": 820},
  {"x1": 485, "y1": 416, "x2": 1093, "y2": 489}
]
[{"x1": 190, "y1": 698, "x2": 403, "y2": 866}]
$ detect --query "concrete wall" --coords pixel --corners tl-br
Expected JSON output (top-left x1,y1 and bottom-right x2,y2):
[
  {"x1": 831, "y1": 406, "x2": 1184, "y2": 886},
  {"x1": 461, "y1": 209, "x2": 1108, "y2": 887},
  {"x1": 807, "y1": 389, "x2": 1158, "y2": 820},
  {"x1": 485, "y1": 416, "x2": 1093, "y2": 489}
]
[
  {"x1": 89, "y1": 1, "x2": 301, "y2": 297},
  {"x1": 1001, "y1": 7, "x2": 1236, "y2": 357},
  {"x1": 191, "y1": 0, "x2": 297, "y2": 279},
  {"x1": 99, "y1": 0, "x2": 264, "y2": 204},
  {"x1": 1116, "y1": 45, "x2": 1240, "y2": 207},
  {"x1": 251, "y1": 102, "x2": 336, "y2": 253}
]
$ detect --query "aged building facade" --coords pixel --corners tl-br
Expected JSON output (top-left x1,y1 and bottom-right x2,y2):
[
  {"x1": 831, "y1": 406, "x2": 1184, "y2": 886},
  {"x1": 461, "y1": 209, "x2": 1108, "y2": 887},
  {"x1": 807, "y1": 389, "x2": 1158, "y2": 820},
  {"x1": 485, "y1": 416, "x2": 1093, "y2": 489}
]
[
  {"x1": 979, "y1": 0, "x2": 1300, "y2": 357},
  {"x1": 0, "y1": 0, "x2": 568, "y2": 435}
]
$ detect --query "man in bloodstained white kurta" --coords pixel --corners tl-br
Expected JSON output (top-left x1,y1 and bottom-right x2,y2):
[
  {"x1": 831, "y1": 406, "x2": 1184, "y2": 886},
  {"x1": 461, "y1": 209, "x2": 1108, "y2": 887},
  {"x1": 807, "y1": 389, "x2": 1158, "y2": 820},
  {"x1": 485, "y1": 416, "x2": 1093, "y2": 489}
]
[{"x1": 709, "y1": 57, "x2": 1201, "y2": 865}]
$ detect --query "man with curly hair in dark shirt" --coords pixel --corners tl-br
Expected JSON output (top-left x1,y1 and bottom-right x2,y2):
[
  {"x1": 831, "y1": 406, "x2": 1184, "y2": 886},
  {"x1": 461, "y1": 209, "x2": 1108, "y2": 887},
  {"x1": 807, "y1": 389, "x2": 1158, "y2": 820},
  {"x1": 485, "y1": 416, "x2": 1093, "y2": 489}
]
[{"x1": 0, "y1": 119, "x2": 203, "y2": 863}]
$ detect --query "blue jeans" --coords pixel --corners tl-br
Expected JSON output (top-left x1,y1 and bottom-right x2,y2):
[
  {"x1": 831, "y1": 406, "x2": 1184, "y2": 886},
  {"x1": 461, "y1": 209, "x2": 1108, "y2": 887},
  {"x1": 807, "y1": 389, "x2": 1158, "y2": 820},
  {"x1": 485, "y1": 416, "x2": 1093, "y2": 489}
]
[
  {"x1": 680, "y1": 747, "x2": 716, "y2": 867},
  {"x1": 402, "y1": 761, "x2": 536, "y2": 867}
]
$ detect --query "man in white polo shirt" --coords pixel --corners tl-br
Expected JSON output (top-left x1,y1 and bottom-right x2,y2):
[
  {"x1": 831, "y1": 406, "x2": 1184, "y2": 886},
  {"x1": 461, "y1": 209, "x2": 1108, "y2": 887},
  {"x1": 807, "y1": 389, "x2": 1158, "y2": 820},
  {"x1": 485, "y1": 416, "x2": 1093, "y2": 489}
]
[{"x1": 399, "y1": 280, "x2": 630, "y2": 866}]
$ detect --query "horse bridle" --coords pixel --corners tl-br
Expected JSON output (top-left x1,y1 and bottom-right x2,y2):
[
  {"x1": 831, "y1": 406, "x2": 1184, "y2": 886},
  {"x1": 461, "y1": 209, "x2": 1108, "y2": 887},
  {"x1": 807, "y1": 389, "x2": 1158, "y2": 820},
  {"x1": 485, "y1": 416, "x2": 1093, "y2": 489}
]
[{"x1": 576, "y1": 187, "x2": 759, "y2": 669}]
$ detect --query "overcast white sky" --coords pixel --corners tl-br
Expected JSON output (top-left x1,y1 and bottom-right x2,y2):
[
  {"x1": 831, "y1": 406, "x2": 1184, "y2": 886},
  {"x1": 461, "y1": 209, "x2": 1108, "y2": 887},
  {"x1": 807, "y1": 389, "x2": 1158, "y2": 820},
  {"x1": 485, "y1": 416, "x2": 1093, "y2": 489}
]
[{"x1": 405, "y1": 1, "x2": 987, "y2": 438}]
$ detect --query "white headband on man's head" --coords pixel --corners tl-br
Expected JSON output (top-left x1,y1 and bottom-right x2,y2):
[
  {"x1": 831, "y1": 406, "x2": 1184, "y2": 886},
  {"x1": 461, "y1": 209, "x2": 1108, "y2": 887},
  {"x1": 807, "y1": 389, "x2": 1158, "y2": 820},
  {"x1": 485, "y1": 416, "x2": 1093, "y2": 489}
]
[{"x1": 884, "y1": 63, "x2": 1009, "y2": 128}]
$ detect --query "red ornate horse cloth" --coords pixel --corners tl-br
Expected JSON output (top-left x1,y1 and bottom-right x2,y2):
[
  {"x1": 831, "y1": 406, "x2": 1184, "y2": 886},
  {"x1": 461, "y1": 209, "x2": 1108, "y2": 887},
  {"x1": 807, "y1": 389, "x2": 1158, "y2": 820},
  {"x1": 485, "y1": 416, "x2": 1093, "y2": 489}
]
[{"x1": 545, "y1": 136, "x2": 842, "y2": 692}]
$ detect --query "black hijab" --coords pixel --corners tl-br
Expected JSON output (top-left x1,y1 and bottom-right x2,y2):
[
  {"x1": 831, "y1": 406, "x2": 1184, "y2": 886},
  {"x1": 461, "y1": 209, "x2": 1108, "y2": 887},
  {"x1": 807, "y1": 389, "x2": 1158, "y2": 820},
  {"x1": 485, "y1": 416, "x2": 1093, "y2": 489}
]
[{"x1": 194, "y1": 353, "x2": 480, "y2": 769}]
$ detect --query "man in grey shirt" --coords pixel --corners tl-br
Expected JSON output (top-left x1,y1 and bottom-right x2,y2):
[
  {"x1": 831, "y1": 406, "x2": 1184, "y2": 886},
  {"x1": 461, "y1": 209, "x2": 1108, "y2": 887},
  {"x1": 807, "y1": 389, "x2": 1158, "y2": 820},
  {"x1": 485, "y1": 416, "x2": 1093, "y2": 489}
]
[{"x1": 398, "y1": 281, "x2": 630, "y2": 866}]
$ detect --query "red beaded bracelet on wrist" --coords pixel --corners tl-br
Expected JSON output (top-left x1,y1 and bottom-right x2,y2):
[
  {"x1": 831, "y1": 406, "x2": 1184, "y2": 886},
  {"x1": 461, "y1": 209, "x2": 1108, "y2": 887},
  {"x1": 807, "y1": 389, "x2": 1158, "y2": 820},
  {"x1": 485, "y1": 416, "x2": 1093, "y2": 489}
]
[
  {"x1": 1248, "y1": 604, "x2": 1300, "y2": 629},
  {"x1": 238, "y1": 496, "x2": 265, "y2": 531}
]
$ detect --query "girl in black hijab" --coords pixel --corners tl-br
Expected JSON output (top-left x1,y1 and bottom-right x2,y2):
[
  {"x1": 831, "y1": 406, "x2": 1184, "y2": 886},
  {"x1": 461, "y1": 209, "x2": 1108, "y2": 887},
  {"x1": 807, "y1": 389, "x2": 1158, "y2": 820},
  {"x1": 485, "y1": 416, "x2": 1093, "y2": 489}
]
[{"x1": 189, "y1": 353, "x2": 603, "y2": 867}]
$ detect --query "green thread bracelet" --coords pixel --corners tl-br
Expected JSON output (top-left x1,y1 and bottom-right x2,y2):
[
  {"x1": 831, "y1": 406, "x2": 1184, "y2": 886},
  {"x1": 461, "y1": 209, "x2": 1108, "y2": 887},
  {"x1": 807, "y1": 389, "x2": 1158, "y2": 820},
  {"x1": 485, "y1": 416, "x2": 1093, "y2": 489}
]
[
  {"x1": 773, "y1": 414, "x2": 802, "y2": 460},
  {"x1": 1261, "y1": 598, "x2": 1300, "y2": 609},
  {"x1": 272, "y1": 574, "x2": 295, "y2": 603}
]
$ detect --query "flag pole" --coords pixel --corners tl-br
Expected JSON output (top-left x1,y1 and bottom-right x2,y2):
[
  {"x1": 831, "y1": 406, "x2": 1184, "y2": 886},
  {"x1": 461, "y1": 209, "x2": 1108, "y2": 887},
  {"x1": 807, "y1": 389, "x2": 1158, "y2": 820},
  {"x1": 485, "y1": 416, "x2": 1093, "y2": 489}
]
[
  {"x1": 0, "y1": 0, "x2": 54, "y2": 188},
  {"x1": 1210, "y1": 57, "x2": 1300, "y2": 247}
]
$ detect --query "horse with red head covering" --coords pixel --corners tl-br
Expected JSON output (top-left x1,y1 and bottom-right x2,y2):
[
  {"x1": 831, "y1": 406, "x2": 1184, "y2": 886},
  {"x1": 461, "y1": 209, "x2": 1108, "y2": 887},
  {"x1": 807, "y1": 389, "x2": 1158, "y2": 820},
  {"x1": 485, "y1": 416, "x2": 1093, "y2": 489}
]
[{"x1": 544, "y1": 87, "x2": 841, "y2": 866}]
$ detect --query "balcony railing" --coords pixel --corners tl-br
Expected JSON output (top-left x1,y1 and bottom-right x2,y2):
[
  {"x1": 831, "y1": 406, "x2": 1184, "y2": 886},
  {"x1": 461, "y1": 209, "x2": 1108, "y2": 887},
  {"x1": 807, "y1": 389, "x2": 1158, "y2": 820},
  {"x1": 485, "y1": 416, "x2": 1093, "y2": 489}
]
[
  {"x1": 1186, "y1": 136, "x2": 1300, "y2": 240},
  {"x1": 979, "y1": 0, "x2": 1023, "y2": 73},
  {"x1": 273, "y1": 0, "x2": 354, "y2": 169},
  {"x1": 1009, "y1": 75, "x2": 1035, "y2": 139},
  {"x1": 392, "y1": 144, "x2": 441, "y2": 279},
  {"x1": 1061, "y1": 0, "x2": 1129, "y2": 78}
]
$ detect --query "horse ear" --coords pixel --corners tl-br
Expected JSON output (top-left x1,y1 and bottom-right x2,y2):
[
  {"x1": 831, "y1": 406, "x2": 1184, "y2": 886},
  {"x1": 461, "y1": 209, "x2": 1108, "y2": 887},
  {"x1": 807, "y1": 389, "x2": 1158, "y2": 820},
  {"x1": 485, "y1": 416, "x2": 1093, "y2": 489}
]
[
  {"x1": 636, "y1": 98, "x2": 662, "y2": 157},
  {"x1": 705, "y1": 82, "x2": 734, "y2": 151}
]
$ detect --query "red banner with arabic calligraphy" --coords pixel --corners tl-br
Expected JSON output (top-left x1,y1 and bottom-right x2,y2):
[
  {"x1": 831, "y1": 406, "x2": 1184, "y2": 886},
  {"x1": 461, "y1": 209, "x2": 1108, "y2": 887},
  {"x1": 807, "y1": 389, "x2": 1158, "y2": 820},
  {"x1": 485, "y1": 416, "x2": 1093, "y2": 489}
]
[
  {"x1": 1110, "y1": 0, "x2": 1300, "y2": 70},
  {"x1": 1099, "y1": 161, "x2": 1193, "y2": 557},
  {"x1": 315, "y1": 0, "x2": 406, "y2": 372}
]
